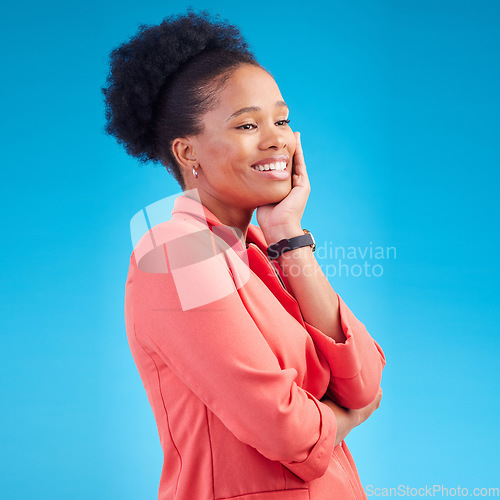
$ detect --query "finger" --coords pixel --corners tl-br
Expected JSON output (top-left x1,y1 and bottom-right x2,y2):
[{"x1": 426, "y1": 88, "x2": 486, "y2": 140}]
[
  {"x1": 293, "y1": 131, "x2": 306, "y2": 174},
  {"x1": 293, "y1": 132, "x2": 304, "y2": 170}
]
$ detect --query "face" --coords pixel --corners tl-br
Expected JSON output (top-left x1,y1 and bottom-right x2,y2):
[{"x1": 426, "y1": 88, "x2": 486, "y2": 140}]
[{"x1": 183, "y1": 64, "x2": 296, "y2": 211}]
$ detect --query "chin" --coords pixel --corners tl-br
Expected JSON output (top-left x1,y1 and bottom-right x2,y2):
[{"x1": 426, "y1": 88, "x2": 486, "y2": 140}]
[{"x1": 257, "y1": 183, "x2": 292, "y2": 205}]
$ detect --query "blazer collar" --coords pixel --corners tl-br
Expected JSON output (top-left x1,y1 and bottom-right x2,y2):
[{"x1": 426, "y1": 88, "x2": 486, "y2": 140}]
[{"x1": 171, "y1": 194, "x2": 269, "y2": 254}]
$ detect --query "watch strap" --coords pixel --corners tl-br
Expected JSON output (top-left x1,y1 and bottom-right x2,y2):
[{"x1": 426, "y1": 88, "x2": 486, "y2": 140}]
[{"x1": 267, "y1": 230, "x2": 315, "y2": 260}]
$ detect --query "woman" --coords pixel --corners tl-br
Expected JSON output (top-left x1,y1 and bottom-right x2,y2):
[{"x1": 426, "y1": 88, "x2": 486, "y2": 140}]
[{"x1": 104, "y1": 11, "x2": 385, "y2": 500}]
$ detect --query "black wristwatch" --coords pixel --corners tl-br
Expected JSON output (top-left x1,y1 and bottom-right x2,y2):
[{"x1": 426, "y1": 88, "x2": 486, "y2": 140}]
[{"x1": 267, "y1": 229, "x2": 316, "y2": 260}]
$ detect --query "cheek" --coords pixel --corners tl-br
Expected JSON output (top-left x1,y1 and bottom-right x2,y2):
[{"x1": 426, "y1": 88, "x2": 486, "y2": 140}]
[
  {"x1": 199, "y1": 141, "x2": 243, "y2": 182},
  {"x1": 205, "y1": 138, "x2": 251, "y2": 170},
  {"x1": 199, "y1": 140, "x2": 229, "y2": 168}
]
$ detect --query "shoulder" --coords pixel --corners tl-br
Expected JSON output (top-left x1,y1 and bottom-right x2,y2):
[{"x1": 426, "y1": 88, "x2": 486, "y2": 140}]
[{"x1": 127, "y1": 217, "x2": 239, "y2": 311}]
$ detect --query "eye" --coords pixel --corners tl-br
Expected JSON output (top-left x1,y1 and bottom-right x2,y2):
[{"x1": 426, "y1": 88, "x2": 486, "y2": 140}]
[
  {"x1": 276, "y1": 119, "x2": 291, "y2": 126},
  {"x1": 237, "y1": 123, "x2": 257, "y2": 130}
]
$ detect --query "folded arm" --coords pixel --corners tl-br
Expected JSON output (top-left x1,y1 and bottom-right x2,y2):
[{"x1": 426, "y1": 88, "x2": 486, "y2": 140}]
[
  {"x1": 275, "y1": 243, "x2": 386, "y2": 409},
  {"x1": 132, "y1": 243, "x2": 339, "y2": 482}
]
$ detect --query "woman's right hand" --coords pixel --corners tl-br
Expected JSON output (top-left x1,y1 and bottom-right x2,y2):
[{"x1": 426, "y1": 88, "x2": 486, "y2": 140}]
[
  {"x1": 352, "y1": 387, "x2": 383, "y2": 427},
  {"x1": 322, "y1": 388, "x2": 383, "y2": 446}
]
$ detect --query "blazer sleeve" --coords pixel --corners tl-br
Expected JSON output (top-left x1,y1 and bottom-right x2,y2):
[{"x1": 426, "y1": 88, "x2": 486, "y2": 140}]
[
  {"x1": 303, "y1": 293, "x2": 386, "y2": 410},
  {"x1": 130, "y1": 237, "x2": 337, "y2": 482}
]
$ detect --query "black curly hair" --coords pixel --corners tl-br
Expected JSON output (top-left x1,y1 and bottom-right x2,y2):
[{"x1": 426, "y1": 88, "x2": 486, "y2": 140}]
[{"x1": 102, "y1": 11, "x2": 261, "y2": 188}]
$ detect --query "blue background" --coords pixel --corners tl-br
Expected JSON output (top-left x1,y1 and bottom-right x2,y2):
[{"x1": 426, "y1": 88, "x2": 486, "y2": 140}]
[{"x1": 1, "y1": 0, "x2": 498, "y2": 498}]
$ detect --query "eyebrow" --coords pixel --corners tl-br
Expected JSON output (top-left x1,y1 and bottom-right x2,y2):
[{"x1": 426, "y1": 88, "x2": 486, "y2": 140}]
[{"x1": 226, "y1": 101, "x2": 288, "y2": 121}]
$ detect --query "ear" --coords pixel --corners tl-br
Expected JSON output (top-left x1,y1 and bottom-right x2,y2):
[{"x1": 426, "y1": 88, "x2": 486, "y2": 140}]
[{"x1": 172, "y1": 138, "x2": 197, "y2": 170}]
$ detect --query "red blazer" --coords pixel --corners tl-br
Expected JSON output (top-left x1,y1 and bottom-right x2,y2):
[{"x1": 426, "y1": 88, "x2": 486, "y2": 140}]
[{"x1": 124, "y1": 194, "x2": 386, "y2": 499}]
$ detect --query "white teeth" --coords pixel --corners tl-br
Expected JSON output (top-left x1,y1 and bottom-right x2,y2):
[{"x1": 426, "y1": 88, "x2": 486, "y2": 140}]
[{"x1": 252, "y1": 161, "x2": 287, "y2": 171}]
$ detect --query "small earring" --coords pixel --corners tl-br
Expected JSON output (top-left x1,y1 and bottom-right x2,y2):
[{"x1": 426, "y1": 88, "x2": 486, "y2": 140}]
[{"x1": 192, "y1": 165, "x2": 198, "y2": 179}]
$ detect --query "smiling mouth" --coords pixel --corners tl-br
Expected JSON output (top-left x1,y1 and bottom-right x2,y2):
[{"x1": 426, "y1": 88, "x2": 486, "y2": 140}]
[{"x1": 250, "y1": 161, "x2": 287, "y2": 172}]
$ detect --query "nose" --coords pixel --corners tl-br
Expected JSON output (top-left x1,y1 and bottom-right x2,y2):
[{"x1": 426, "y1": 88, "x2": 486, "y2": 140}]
[{"x1": 259, "y1": 123, "x2": 287, "y2": 150}]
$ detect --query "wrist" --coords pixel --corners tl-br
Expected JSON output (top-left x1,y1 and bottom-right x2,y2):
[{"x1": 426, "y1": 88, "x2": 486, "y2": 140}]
[
  {"x1": 276, "y1": 244, "x2": 313, "y2": 265},
  {"x1": 266, "y1": 228, "x2": 315, "y2": 261},
  {"x1": 264, "y1": 225, "x2": 303, "y2": 246}
]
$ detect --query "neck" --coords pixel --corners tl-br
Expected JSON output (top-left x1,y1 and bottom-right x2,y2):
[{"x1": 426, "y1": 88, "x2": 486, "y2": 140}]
[{"x1": 185, "y1": 190, "x2": 254, "y2": 242}]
